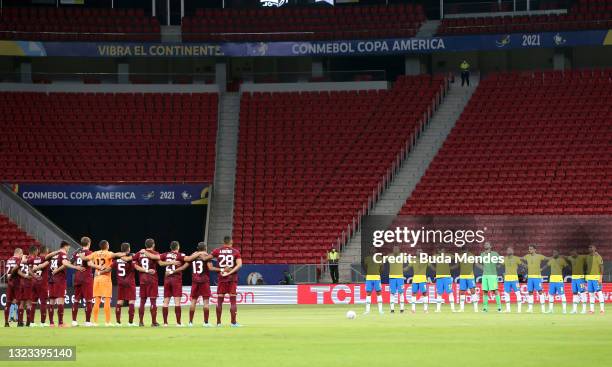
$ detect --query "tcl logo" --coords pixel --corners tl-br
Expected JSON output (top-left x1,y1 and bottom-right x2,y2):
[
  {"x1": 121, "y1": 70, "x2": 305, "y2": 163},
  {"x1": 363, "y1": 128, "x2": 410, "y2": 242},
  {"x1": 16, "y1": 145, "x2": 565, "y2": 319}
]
[{"x1": 298, "y1": 284, "x2": 396, "y2": 304}]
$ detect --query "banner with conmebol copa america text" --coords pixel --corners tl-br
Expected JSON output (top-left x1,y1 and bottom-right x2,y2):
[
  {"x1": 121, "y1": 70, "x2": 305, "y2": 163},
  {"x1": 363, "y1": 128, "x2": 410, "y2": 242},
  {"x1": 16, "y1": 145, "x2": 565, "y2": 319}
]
[
  {"x1": 0, "y1": 29, "x2": 609, "y2": 58},
  {"x1": 8, "y1": 183, "x2": 210, "y2": 206}
]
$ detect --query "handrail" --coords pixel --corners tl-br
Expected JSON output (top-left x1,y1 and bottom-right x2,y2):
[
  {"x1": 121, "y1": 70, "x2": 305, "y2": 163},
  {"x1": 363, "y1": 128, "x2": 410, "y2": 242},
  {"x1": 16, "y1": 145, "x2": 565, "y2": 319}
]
[{"x1": 333, "y1": 75, "x2": 451, "y2": 253}]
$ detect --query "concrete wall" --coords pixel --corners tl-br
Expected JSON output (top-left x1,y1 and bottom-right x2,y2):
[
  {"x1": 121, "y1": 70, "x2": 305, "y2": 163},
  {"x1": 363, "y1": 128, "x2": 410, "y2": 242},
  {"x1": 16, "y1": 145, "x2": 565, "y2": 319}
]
[
  {"x1": 239, "y1": 81, "x2": 389, "y2": 93},
  {"x1": 0, "y1": 83, "x2": 220, "y2": 93}
]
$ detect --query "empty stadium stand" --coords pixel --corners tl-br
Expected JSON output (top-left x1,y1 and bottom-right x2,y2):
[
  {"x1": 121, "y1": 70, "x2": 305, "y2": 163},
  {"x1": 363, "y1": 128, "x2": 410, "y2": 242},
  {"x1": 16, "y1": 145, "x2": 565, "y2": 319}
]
[
  {"x1": 0, "y1": 7, "x2": 160, "y2": 41},
  {"x1": 182, "y1": 4, "x2": 425, "y2": 42},
  {"x1": 233, "y1": 75, "x2": 448, "y2": 264},
  {"x1": 399, "y1": 69, "x2": 612, "y2": 256},
  {"x1": 0, "y1": 92, "x2": 218, "y2": 183},
  {"x1": 0, "y1": 214, "x2": 39, "y2": 260},
  {"x1": 437, "y1": 0, "x2": 612, "y2": 35}
]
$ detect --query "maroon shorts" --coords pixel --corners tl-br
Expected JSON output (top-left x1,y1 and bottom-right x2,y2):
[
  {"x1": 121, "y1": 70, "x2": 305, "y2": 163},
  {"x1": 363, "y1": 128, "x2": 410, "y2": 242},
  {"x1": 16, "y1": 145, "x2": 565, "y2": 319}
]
[
  {"x1": 32, "y1": 282, "x2": 48, "y2": 301},
  {"x1": 191, "y1": 282, "x2": 211, "y2": 300},
  {"x1": 118, "y1": 285, "x2": 136, "y2": 301},
  {"x1": 74, "y1": 282, "x2": 93, "y2": 301},
  {"x1": 217, "y1": 281, "x2": 237, "y2": 295},
  {"x1": 19, "y1": 286, "x2": 33, "y2": 302},
  {"x1": 49, "y1": 282, "x2": 67, "y2": 299},
  {"x1": 163, "y1": 276, "x2": 182, "y2": 298},
  {"x1": 6, "y1": 283, "x2": 19, "y2": 303},
  {"x1": 139, "y1": 280, "x2": 158, "y2": 299}
]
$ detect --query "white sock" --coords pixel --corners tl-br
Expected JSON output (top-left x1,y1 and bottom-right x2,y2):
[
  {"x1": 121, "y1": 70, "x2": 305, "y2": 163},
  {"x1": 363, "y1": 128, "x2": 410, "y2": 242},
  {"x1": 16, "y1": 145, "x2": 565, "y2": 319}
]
[
  {"x1": 423, "y1": 296, "x2": 428, "y2": 311},
  {"x1": 561, "y1": 294, "x2": 566, "y2": 312},
  {"x1": 515, "y1": 292, "x2": 522, "y2": 312},
  {"x1": 436, "y1": 297, "x2": 442, "y2": 312},
  {"x1": 528, "y1": 294, "x2": 534, "y2": 310},
  {"x1": 589, "y1": 292, "x2": 595, "y2": 312},
  {"x1": 411, "y1": 296, "x2": 417, "y2": 311},
  {"x1": 449, "y1": 294, "x2": 455, "y2": 311},
  {"x1": 377, "y1": 295, "x2": 383, "y2": 313},
  {"x1": 390, "y1": 294, "x2": 395, "y2": 311},
  {"x1": 572, "y1": 294, "x2": 579, "y2": 312},
  {"x1": 580, "y1": 292, "x2": 587, "y2": 312},
  {"x1": 540, "y1": 294, "x2": 546, "y2": 311},
  {"x1": 472, "y1": 293, "x2": 479, "y2": 312},
  {"x1": 504, "y1": 292, "x2": 511, "y2": 311},
  {"x1": 366, "y1": 298, "x2": 371, "y2": 313},
  {"x1": 549, "y1": 296, "x2": 554, "y2": 312},
  {"x1": 597, "y1": 291, "x2": 605, "y2": 312},
  {"x1": 399, "y1": 294, "x2": 405, "y2": 311},
  {"x1": 460, "y1": 295, "x2": 465, "y2": 311}
]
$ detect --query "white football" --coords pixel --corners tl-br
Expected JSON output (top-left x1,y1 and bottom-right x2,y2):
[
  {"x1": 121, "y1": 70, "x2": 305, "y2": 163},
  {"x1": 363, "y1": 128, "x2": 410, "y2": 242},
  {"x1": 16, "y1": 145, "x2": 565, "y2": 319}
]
[{"x1": 346, "y1": 310, "x2": 357, "y2": 320}]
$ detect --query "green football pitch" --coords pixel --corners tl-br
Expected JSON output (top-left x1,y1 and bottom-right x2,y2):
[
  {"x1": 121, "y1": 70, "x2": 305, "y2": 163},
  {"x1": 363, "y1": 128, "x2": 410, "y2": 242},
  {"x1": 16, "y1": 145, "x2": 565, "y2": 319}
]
[{"x1": 3, "y1": 305, "x2": 612, "y2": 367}]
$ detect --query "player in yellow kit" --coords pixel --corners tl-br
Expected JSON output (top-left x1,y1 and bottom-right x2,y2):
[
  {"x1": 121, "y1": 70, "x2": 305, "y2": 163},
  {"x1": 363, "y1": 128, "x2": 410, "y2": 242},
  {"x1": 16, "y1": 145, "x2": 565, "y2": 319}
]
[
  {"x1": 388, "y1": 246, "x2": 405, "y2": 313},
  {"x1": 521, "y1": 245, "x2": 548, "y2": 313},
  {"x1": 545, "y1": 250, "x2": 569, "y2": 313},
  {"x1": 502, "y1": 247, "x2": 524, "y2": 313},
  {"x1": 454, "y1": 248, "x2": 479, "y2": 312},
  {"x1": 585, "y1": 244, "x2": 605, "y2": 314},
  {"x1": 80, "y1": 240, "x2": 126, "y2": 326},
  {"x1": 430, "y1": 249, "x2": 455, "y2": 313},
  {"x1": 567, "y1": 248, "x2": 587, "y2": 314},
  {"x1": 363, "y1": 248, "x2": 383, "y2": 315},
  {"x1": 407, "y1": 249, "x2": 429, "y2": 313}
]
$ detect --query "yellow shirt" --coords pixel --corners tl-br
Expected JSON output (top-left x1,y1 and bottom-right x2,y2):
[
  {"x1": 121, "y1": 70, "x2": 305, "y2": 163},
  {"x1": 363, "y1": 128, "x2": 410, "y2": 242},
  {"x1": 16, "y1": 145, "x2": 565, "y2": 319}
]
[
  {"x1": 410, "y1": 261, "x2": 428, "y2": 283},
  {"x1": 458, "y1": 254, "x2": 474, "y2": 279},
  {"x1": 435, "y1": 257, "x2": 451, "y2": 279},
  {"x1": 503, "y1": 255, "x2": 521, "y2": 281},
  {"x1": 547, "y1": 257, "x2": 568, "y2": 283},
  {"x1": 585, "y1": 253, "x2": 603, "y2": 281},
  {"x1": 389, "y1": 261, "x2": 404, "y2": 279},
  {"x1": 567, "y1": 255, "x2": 586, "y2": 279},
  {"x1": 364, "y1": 256, "x2": 382, "y2": 281},
  {"x1": 523, "y1": 254, "x2": 547, "y2": 278}
]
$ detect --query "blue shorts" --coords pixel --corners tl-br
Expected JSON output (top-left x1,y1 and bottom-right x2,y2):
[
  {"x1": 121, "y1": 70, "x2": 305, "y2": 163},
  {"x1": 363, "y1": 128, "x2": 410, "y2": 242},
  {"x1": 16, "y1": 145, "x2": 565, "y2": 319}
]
[
  {"x1": 389, "y1": 278, "x2": 404, "y2": 294},
  {"x1": 411, "y1": 282, "x2": 427, "y2": 294},
  {"x1": 365, "y1": 280, "x2": 382, "y2": 293},
  {"x1": 548, "y1": 282, "x2": 565, "y2": 295},
  {"x1": 436, "y1": 278, "x2": 453, "y2": 295},
  {"x1": 527, "y1": 278, "x2": 542, "y2": 292},
  {"x1": 571, "y1": 278, "x2": 586, "y2": 293},
  {"x1": 459, "y1": 278, "x2": 475, "y2": 291},
  {"x1": 504, "y1": 280, "x2": 520, "y2": 293},
  {"x1": 587, "y1": 280, "x2": 601, "y2": 293}
]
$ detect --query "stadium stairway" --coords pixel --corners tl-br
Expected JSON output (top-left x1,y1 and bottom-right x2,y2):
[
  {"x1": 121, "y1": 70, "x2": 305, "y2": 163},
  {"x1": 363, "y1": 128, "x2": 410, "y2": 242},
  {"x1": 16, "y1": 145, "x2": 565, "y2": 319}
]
[
  {"x1": 416, "y1": 20, "x2": 440, "y2": 37},
  {"x1": 322, "y1": 78, "x2": 479, "y2": 283},
  {"x1": 207, "y1": 93, "x2": 241, "y2": 248}
]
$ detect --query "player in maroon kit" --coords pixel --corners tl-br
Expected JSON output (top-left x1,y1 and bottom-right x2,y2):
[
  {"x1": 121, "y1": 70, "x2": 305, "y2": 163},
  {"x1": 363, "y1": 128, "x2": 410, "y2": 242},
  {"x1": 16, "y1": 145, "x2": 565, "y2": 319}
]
[
  {"x1": 71, "y1": 236, "x2": 95, "y2": 327},
  {"x1": 132, "y1": 238, "x2": 164, "y2": 327},
  {"x1": 47, "y1": 241, "x2": 85, "y2": 327},
  {"x1": 186, "y1": 242, "x2": 218, "y2": 327},
  {"x1": 4, "y1": 247, "x2": 23, "y2": 327},
  {"x1": 149, "y1": 241, "x2": 205, "y2": 327},
  {"x1": 112, "y1": 242, "x2": 137, "y2": 326},
  {"x1": 16, "y1": 246, "x2": 37, "y2": 327},
  {"x1": 28, "y1": 246, "x2": 51, "y2": 327},
  {"x1": 211, "y1": 236, "x2": 243, "y2": 327}
]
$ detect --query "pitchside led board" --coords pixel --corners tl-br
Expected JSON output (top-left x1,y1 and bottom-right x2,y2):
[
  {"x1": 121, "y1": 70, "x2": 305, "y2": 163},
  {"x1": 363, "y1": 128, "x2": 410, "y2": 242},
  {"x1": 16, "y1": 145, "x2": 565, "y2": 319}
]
[{"x1": 9, "y1": 183, "x2": 210, "y2": 206}]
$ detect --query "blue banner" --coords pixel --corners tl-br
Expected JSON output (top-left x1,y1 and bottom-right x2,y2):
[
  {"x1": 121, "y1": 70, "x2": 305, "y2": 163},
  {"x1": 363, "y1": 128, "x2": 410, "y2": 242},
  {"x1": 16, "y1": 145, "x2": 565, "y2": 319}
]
[
  {"x1": 10, "y1": 183, "x2": 210, "y2": 206},
  {"x1": 0, "y1": 30, "x2": 610, "y2": 57}
]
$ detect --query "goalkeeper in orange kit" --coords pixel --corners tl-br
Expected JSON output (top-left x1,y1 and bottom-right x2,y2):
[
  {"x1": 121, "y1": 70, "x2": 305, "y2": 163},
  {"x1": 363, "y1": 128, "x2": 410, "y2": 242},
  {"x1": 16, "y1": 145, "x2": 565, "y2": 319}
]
[{"x1": 80, "y1": 240, "x2": 126, "y2": 326}]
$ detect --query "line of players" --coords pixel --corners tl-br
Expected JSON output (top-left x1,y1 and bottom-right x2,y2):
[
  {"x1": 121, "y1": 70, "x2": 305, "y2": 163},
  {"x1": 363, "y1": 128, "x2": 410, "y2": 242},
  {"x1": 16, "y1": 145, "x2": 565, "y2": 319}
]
[
  {"x1": 3, "y1": 236, "x2": 242, "y2": 327},
  {"x1": 363, "y1": 243, "x2": 605, "y2": 314}
]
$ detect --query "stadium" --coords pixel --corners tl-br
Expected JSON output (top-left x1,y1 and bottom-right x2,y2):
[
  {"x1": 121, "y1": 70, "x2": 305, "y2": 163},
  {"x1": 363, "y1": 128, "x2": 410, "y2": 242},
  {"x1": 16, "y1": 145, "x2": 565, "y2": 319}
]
[{"x1": 0, "y1": 0, "x2": 611, "y2": 366}]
